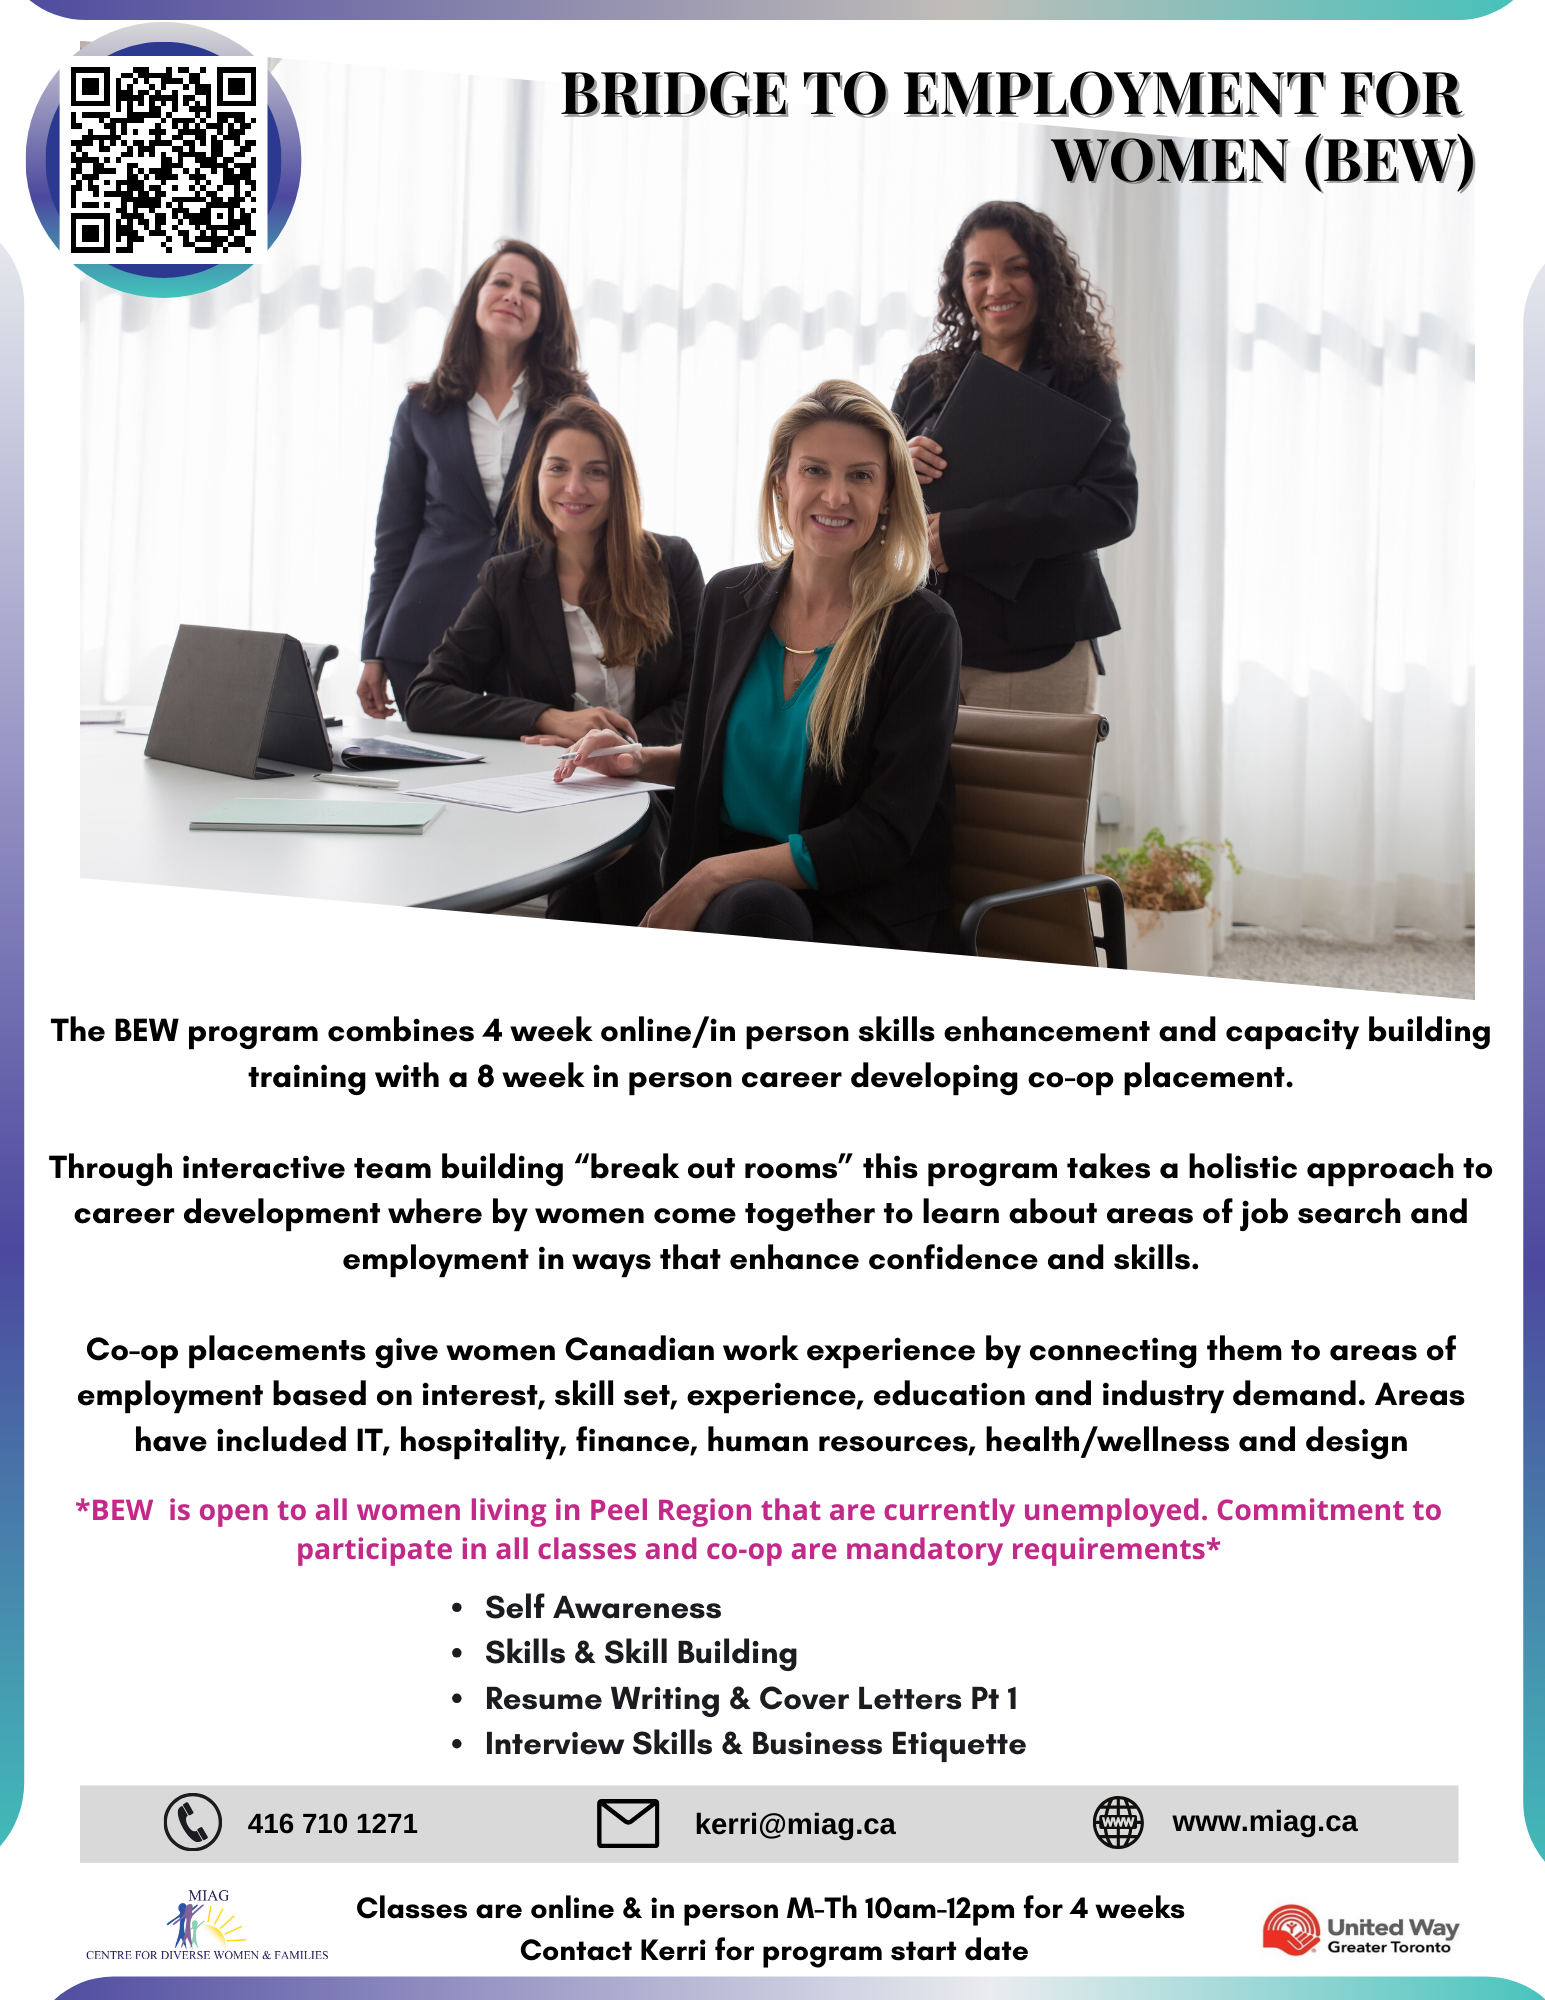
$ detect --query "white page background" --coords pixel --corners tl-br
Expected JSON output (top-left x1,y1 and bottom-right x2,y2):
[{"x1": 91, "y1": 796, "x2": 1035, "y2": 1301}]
[{"x1": 0, "y1": 8, "x2": 1532, "y2": 1994}]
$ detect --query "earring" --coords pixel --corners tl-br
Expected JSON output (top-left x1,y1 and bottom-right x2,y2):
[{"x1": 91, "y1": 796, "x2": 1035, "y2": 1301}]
[{"x1": 879, "y1": 506, "x2": 889, "y2": 547}]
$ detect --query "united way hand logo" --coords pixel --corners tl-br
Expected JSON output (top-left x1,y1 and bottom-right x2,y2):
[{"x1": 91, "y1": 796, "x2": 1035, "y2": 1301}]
[{"x1": 1263, "y1": 1904, "x2": 1320, "y2": 1954}]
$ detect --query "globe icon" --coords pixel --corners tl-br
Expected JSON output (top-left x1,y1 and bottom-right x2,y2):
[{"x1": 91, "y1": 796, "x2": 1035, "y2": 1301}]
[{"x1": 1092, "y1": 1795, "x2": 1144, "y2": 1848}]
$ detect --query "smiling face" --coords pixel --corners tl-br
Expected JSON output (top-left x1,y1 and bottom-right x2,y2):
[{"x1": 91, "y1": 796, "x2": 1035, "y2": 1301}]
[
  {"x1": 536, "y1": 427, "x2": 612, "y2": 541},
  {"x1": 961, "y1": 227, "x2": 1039, "y2": 349},
  {"x1": 775, "y1": 419, "x2": 889, "y2": 566},
  {"x1": 475, "y1": 252, "x2": 543, "y2": 353}
]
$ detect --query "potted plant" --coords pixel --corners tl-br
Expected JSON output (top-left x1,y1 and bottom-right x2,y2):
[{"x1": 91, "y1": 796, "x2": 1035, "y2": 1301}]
[{"x1": 1094, "y1": 828, "x2": 1241, "y2": 976}]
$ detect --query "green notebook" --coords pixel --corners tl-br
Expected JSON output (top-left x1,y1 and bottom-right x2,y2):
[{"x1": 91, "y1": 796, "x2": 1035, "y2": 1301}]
[{"x1": 190, "y1": 798, "x2": 445, "y2": 834}]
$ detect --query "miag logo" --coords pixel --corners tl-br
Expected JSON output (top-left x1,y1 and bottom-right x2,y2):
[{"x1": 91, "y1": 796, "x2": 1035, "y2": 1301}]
[{"x1": 167, "y1": 1901, "x2": 246, "y2": 1949}]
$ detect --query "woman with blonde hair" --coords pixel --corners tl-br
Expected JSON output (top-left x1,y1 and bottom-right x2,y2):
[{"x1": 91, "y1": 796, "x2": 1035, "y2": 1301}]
[
  {"x1": 408, "y1": 397, "x2": 702, "y2": 923},
  {"x1": 556, "y1": 379, "x2": 961, "y2": 947}
]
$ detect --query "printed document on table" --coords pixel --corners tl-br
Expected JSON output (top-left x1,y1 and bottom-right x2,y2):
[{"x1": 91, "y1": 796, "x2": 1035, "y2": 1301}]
[{"x1": 404, "y1": 769, "x2": 670, "y2": 813}]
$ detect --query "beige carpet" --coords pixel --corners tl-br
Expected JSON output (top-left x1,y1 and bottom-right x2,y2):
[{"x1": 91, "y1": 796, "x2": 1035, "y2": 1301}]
[{"x1": 1209, "y1": 928, "x2": 1474, "y2": 998}]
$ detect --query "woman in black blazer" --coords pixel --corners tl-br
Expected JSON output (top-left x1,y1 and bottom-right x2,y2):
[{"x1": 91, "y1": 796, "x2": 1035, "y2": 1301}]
[
  {"x1": 893, "y1": 200, "x2": 1137, "y2": 714},
  {"x1": 407, "y1": 399, "x2": 704, "y2": 924},
  {"x1": 358, "y1": 239, "x2": 590, "y2": 720},
  {"x1": 552, "y1": 380, "x2": 961, "y2": 950}
]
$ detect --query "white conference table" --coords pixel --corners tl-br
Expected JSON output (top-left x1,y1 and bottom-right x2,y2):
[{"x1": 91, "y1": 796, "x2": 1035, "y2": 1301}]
[{"x1": 80, "y1": 717, "x2": 652, "y2": 914}]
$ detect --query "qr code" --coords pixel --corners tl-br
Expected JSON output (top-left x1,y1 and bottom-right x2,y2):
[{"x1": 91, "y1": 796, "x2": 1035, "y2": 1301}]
[{"x1": 64, "y1": 60, "x2": 264, "y2": 263}]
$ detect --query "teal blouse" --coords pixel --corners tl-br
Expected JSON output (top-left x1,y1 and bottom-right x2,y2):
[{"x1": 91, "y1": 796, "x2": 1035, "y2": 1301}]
[{"x1": 720, "y1": 628, "x2": 829, "y2": 890}]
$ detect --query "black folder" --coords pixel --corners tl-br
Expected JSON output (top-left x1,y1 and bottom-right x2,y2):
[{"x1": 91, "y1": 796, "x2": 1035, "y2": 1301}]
[
  {"x1": 334, "y1": 739, "x2": 482, "y2": 772},
  {"x1": 922, "y1": 352, "x2": 1111, "y2": 601}
]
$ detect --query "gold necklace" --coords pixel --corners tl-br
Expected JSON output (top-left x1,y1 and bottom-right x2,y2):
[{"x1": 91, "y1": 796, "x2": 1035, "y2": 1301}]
[
  {"x1": 776, "y1": 636, "x2": 823, "y2": 689},
  {"x1": 774, "y1": 628, "x2": 838, "y2": 656}
]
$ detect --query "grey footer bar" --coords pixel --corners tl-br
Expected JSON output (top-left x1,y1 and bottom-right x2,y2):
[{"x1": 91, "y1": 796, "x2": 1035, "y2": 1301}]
[{"x1": 83, "y1": 1785, "x2": 1455, "y2": 1864}]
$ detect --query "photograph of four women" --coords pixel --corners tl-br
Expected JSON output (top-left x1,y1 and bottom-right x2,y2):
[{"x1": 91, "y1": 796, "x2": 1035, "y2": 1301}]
[{"x1": 358, "y1": 198, "x2": 1139, "y2": 950}]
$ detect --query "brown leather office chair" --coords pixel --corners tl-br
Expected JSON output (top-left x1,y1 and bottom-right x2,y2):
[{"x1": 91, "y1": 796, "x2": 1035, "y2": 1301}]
[{"x1": 950, "y1": 707, "x2": 1127, "y2": 968}]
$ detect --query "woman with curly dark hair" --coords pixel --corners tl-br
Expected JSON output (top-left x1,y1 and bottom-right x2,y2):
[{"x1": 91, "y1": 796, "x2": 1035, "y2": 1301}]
[
  {"x1": 357, "y1": 240, "x2": 593, "y2": 721},
  {"x1": 893, "y1": 201, "x2": 1137, "y2": 713}
]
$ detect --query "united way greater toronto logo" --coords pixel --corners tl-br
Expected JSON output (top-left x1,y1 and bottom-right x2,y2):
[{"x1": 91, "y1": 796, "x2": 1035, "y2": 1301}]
[
  {"x1": 1091, "y1": 1796, "x2": 1144, "y2": 1849},
  {"x1": 1263, "y1": 1904, "x2": 1321, "y2": 1954}
]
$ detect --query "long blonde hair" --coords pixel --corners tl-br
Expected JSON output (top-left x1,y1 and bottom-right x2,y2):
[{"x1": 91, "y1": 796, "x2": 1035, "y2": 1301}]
[{"x1": 757, "y1": 380, "x2": 930, "y2": 777}]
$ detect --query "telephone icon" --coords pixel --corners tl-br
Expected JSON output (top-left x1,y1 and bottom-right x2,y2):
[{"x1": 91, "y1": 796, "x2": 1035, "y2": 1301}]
[{"x1": 163, "y1": 1792, "x2": 223, "y2": 1852}]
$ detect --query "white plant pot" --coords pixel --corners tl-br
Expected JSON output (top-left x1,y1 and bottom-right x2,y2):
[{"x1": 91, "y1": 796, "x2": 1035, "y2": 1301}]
[{"x1": 1125, "y1": 904, "x2": 1217, "y2": 977}]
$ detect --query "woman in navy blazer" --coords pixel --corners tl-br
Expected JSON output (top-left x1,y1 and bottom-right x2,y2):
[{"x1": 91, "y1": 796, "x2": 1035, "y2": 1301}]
[
  {"x1": 407, "y1": 401, "x2": 702, "y2": 749},
  {"x1": 357, "y1": 239, "x2": 590, "y2": 719},
  {"x1": 408, "y1": 400, "x2": 703, "y2": 923}
]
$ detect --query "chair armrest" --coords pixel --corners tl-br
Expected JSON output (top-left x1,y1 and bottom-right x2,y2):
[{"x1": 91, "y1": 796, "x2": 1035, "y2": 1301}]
[{"x1": 959, "y1": 872, "x2": 1127, "y2": 969}]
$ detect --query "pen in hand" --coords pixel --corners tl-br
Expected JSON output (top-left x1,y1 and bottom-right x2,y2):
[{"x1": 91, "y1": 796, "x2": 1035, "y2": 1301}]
[{"x1": 552, "y1": 729, "x2": 644, "y2": 783}]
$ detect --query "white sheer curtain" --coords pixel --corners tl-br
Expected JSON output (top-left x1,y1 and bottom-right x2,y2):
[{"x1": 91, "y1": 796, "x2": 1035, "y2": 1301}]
[
  {"x1": 79, "y1": 60, "x2": 1472, "y2": 943},
  {"x1": 1220, "y1": 186, "x2": 1474, "y2": 940}
]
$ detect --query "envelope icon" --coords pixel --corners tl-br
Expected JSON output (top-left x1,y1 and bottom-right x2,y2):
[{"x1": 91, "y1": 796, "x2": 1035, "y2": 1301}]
[{"x1": 597, "y1": 1798, "x2": 660, "y2": 1849}]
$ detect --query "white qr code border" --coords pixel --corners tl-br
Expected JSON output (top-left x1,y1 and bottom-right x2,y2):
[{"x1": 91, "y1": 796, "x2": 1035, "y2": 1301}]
[{"x1": 63, "y1": 58, "x2": 266, "y2": 265}]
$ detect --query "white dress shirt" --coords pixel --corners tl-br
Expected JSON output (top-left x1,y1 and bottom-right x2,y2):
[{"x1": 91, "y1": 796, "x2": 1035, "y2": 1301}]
[
  {"x1": 466, "y1": 382, "x2": 526, "y2": 515},
  {"x1": 563, "y1": 599, "x2": 637, "y2": 723}
]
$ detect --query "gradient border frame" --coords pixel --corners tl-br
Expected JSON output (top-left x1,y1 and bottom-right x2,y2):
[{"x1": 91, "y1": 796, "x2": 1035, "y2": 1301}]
[
  {"x1": 1523, "y1": 267, "x2": 1545, "y2": 1861},
  {"x1": 45, "y1": 1979, "x2": 1545, "y2": 1999},
  {"x1": 0, "y1": 242, "x2": 20, "y2": 1854},
  {"x1": 24, "y1": 0, "x2": 1522, "y2": 19},
  {"x1": 7, "y1": 0, "x2": 1526, "y2": 1883}
]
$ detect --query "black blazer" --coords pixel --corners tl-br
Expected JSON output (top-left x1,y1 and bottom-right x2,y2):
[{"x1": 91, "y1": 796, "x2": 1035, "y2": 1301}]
[
  {"x1": 360, "y1": 386, "x2": 595, "y2": 667},
  {"x1": 892, "y1": 354, "x2": 1137, "y2": 669},
  {"x1": 664, "y1": 564, "x2": 961, "y2": 942},
  {"x1": 404, "y1": 534, "x2": 704, "y2": 746}
]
